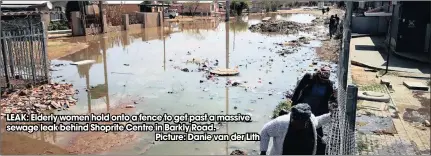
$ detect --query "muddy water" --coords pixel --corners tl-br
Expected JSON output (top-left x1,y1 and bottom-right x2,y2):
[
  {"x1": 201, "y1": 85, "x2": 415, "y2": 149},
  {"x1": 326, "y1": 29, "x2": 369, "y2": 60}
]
[{"x1": 48, "y1": 14, "x2": 336, "y2": 154}]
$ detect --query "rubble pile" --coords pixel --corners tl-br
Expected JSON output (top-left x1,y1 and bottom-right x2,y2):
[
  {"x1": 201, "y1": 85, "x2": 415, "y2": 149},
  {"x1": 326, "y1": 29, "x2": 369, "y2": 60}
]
[
  {"x1": 249, "y1": 21, "x2": 309, "y2": 34},
  {"x1": 1, "y1": 83, "x2": 77, "y2": 116}
]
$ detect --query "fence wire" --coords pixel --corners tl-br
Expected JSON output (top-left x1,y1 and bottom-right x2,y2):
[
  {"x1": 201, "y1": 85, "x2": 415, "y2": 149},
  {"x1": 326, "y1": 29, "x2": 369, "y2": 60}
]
[
  {"x1": 325, "y1": 6, "x2": 358, "y2": 155},
  {"x1": 1, "y1": 16, "x2": 50, "y2": 88}
]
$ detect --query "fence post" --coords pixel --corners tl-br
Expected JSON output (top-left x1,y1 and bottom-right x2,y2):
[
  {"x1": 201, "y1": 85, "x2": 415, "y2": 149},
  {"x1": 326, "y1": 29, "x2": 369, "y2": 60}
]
[
  {"x1": 122, "y1": 14, "x2": 129, "y2": 30},
  {"x1": 1, "y1": 32, "x2": 11, "y2": 88},
  {"x1": 41, "y1": 21, "x2": 49, "y2": 84},
  {"x1": 28, "y1": 17, "x2": 37, "y2": 84},
  {"x1": 346, "y1": 84, "x2": 358, "y2": 155}
]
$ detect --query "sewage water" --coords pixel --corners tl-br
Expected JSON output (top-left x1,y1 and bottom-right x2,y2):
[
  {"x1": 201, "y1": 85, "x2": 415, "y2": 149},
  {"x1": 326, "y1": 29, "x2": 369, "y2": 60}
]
[{"x1": 48, "y1": 14, "x2": 336, "y2": 154}]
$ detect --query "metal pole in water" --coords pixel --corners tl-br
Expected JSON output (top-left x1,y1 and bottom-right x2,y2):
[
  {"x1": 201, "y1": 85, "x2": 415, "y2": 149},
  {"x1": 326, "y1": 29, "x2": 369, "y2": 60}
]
[{"x1": 225, "y1": 0, "x2": 230, "y2": 21}]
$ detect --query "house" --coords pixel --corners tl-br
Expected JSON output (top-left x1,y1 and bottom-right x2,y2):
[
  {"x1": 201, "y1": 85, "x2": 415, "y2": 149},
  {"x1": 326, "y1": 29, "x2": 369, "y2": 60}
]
[
  {"x1": 173, "y1": 1, "x2": 218, "y2": 15},
  {"x1": 249, "y1": 0, "x2": 265, "y2": 13},
  {"x1": 1, "y1": 1, "x2": 57, "y2": 31},
  {"x1": 105, "y1": 1, "x2": 143, "y2": 15}
]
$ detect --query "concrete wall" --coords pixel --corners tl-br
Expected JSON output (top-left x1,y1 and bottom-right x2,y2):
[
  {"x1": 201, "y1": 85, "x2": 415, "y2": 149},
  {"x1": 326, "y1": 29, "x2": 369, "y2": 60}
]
[
  {"x1": 106, "y1": 4, "x2": 140, "y2": 15},
  {"x1": 143, "y1": 12, "x2": 161, "y2": 28},
  {"x1": 351, "y1": 16, "x2": 388, "y2": 35}
]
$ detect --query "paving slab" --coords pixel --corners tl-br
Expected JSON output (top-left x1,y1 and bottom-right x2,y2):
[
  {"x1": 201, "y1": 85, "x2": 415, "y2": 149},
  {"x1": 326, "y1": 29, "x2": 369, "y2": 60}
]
[
  {"x1": 350, "y1": 36, "x2": 430, "y2": 74},
  {"x1": 403, "y1": 81, "x2": 430, "y2": 91}
]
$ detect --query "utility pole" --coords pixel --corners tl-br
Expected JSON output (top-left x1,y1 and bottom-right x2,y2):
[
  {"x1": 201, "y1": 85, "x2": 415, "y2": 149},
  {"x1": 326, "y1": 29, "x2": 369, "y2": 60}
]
[
  {"x1": 225, "y1": 0, "x2": 230, "y2": 21},
  {"x1": 99, "y1": 1, "x2": 105, "y2": 33}
]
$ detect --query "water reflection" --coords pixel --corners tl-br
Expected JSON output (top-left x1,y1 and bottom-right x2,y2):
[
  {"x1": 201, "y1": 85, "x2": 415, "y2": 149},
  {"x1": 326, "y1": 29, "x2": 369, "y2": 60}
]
[
  {"x1": 50, "y1": 13, "x2": 328, "y2": 154},
  {"x1": 225, "y1": 20, "x2": 230, "y2": 155}
]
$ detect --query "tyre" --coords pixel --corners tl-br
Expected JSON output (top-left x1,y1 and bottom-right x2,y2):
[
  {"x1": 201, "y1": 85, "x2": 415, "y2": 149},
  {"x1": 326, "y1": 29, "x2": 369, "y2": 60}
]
[{"x1": 169, "y1": 15, "x2": 174, "y2": 19}]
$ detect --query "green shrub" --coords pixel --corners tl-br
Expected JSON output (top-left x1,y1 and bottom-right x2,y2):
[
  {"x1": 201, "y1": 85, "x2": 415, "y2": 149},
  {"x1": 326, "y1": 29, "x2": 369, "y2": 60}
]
[
  {"x1": 48, "y1": 21, "x2": 69, "y2": 31},
  {"x1": 272, "y1": 100, "x2": 292, "y2": 119}
]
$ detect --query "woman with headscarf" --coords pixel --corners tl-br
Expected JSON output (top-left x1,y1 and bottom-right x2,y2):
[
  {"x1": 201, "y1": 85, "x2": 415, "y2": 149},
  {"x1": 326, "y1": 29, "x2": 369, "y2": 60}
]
[
  {"x1": 290, "y1": 66, "x2": 336, "y2": 154},
  {"x1": 259, "y1": 103, "x2": 331, "y2": 155}
]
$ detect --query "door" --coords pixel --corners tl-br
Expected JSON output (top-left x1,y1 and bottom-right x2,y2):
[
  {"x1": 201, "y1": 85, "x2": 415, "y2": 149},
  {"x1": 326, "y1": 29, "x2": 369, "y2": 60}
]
[{"x1": 396, "y1": 2, "x2": 431, "y2": 53}]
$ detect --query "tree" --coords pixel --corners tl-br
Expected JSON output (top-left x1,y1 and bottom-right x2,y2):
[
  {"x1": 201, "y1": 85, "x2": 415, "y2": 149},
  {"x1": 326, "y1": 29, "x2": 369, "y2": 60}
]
[
  {"x1": 262, "y1": 0, "x2": 282, "y2": 12},
  {"x1": 230, "y1": 0, "x2": 250, "y2": 16},
  {"x1": 183, "y1": 0, "x2": 200, "y2": 16}
]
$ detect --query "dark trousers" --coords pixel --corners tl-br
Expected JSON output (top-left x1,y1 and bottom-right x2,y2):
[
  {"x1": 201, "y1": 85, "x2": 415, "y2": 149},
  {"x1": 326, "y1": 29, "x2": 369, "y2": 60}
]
[
  {"x1": 316, "y1": 128, "x2": 326, "y2": 155},
  {"x1": 329, "y1": 26, "x2": 334, "y2": 39}
]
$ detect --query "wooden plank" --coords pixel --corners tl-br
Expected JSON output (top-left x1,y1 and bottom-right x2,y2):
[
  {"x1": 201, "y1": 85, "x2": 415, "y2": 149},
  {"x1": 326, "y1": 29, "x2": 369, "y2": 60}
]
[{"x1": 70, "y1": 60, "x2": 96, "y2": 65}]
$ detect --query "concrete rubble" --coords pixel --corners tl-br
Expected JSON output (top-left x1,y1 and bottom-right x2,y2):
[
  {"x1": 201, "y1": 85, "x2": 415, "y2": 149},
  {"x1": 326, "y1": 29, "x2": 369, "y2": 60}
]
[{"x1": 1, "y1": 83, "x2": 77, "y2": 116}]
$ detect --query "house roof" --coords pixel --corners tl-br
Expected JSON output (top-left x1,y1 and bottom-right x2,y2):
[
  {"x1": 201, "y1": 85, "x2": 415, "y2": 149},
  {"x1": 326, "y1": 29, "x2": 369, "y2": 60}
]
[
  {"x1": 1, "y1": 1, "x2": 50, "y2": 5},
  {"x1": 1, "y1": 10, "x2": 63, "y2": 16},
  {"x1": 105, "y1": 1, "x2": 144, "y2": 5},
  {"x1": 176, "y1": 1, "x2": 213, "y2": 4}
]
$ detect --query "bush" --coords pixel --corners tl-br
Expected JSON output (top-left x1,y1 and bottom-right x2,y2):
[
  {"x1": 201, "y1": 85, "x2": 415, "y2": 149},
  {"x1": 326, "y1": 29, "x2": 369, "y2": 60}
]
[
  {"x1": 272, "y1": 100, "x2": 292, "y2": 119},
  {"x1": 48, "y1": 21, "x2": 69, "y2": 31}
]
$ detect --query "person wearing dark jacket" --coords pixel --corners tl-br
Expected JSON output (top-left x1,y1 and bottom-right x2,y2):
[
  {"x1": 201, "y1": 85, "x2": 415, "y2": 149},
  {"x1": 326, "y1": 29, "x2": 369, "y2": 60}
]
[
  {"x1": 260, "y1": 103, "x2": 331, "y2": 155},
  {"x1": 329, "y1": 15, "x2": 336, "y2": 39},
  {"x1": 290, "y1": 66, "x2": 336, "y2": 155}
]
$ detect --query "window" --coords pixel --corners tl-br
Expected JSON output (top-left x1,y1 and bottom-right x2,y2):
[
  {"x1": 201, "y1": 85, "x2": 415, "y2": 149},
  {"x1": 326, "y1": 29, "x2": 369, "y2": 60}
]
[{"x1": 50, "y1": 7, "x2": 63, "y2": 21}]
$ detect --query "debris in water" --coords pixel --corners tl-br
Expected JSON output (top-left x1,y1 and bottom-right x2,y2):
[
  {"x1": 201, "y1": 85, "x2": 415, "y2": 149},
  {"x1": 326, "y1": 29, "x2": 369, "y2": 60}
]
[
  {"x1": 125, "y1": 105, "x2": 135, "y2": 108},
  {"x1": 249, "y1": 21, "x2": 309, "y2": 34},
  {"x1": 0, "y1": 83, "x2": 77, "y2": 115},
  {"x1": 230, "y1": 150, "x2": 246, "y2": 155},
  {"x1": 181, "y1": 68, "x2": 190, "y2": 72}
]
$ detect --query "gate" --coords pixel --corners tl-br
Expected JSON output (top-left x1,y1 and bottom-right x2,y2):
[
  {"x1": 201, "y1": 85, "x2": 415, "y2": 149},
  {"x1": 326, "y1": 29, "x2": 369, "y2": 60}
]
[{"x1": 1, "y1": 15, "x2": 49, "y2": 89}]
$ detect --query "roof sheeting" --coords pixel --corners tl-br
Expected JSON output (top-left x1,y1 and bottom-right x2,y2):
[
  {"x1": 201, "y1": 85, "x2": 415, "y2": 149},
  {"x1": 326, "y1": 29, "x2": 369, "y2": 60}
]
[
  {"x1": 105, "y1": 1, "x2": 144, "y2": 5},
  {"x1": 1, "y1": 1, "x2": 49, "y2": 5},
  {"x1": 176, "y1": 1, "x2": 213, "y2": 4}
]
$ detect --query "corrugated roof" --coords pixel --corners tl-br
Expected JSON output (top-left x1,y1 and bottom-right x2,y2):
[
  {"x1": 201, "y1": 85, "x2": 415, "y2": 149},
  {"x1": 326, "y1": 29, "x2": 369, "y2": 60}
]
[
  {"x1": 1, "y1": 10, "x2": 63, "y2": 16},
  {"x1": 1, "y1": 1, "x2": 49, "y2": 5},
  {"x1": 176, "y1": 1, "x2": 213, "y2": 4},
  {"x1": 105, "y1": 1, "x2": 144, "y2": 5}
]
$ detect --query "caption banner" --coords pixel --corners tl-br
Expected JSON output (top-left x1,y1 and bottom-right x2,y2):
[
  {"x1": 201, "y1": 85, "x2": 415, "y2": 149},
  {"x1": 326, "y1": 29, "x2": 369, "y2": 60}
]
[{"x1": 5, "y1": 113, "x2": 260, "y2": 141}]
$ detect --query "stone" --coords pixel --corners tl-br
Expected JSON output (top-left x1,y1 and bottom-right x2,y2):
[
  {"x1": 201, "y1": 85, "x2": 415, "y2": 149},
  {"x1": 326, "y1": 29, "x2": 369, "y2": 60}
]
[
  {"x1": 403, "y1": 81, "x2": 429, "y2": 91},
  {"x1": 424, "y1": 120, "x2": 430, "y2": 127},
  {"x1": 380, "y1": 79, "x2": 390, "y2": 85}
]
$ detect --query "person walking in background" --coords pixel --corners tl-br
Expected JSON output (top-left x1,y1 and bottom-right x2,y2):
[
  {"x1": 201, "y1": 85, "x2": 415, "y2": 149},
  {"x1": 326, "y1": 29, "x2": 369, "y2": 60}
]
[
  {"x1": 326, "y1": 7, "x2": 330, "y2": 13},
  {"x1": 259, "y1": 103, "x2": 331, "y2": 155},
  {"x1": 321, "y1": 8, "x2": 325, "y2": 15},
  {"x1": 328, "y1": 15, "x2": 336, "y2": 39},
  {"x1": 334, "y1": 14, "x2": 340, "y2": 27},
  {"x1": 290, "y1": 66, "x2": 336, "y2": 155}
]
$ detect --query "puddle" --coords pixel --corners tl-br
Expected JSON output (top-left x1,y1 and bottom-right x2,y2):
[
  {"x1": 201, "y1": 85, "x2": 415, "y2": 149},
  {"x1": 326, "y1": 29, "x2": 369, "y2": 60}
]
[
  {"x1": 401, "y1": 91, "x2": 430, "y2": 125},
  {"x1": 46, "y1": 14, "x2": 335, "y2": 154}
]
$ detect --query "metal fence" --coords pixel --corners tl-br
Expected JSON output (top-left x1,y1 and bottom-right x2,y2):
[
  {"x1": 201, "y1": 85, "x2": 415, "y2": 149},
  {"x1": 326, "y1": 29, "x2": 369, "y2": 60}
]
[
  {"x1": 326, "y1": 2, "x2": 359, "y2": 155},
  {"x1": 0, "y1": 16, "x2": 49, "y2": 88},
  {"x1": 129, "y1": 13, "x2": 140, "y2": 25}
]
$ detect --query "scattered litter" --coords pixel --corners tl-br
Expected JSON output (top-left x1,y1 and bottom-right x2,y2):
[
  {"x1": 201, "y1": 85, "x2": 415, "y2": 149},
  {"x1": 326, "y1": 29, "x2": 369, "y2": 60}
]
[
  {"x1": 125, "y1": 105, "x2": 135, "y2": 108},
  {"x1": 210, "y1": 68, "x2": 239, "y2": 76},
  {"x1": 0, "y1": 83, "x2": 77, "y2": 115}
]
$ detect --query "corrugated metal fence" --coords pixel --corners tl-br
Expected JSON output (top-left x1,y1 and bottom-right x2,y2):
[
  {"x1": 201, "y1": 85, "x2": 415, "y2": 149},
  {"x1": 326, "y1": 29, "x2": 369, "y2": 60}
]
[{"x1": 1, "y1": 16, "x2": 49, "y2": 88}]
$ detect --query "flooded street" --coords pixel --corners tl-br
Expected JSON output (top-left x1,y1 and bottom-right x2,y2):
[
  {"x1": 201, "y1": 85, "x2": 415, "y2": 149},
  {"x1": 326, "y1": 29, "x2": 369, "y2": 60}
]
[{"x1": 48, "y1": 14, "x2": 336, "y2": 154}]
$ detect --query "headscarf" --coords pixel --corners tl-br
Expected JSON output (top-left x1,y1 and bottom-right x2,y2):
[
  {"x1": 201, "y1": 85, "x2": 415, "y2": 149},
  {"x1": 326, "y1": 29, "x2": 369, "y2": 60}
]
[
  {"x1": 317, "y1": 66, "x2": 331, "y2": 80},
  {"x1": 290, "y1": 103, "x2": 312, "y2": 121}
]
